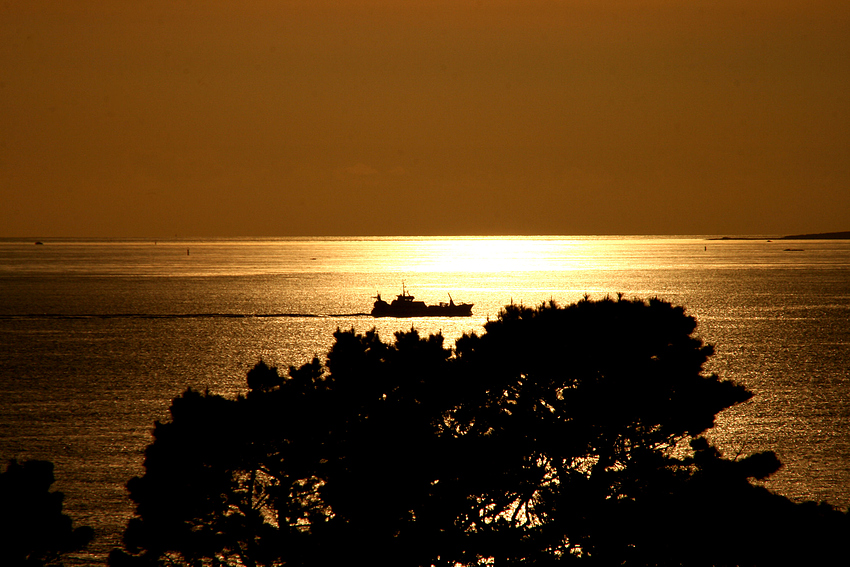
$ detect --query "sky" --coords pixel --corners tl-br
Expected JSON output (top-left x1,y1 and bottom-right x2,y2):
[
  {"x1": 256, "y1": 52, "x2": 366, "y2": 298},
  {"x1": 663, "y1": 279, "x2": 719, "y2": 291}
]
[{"x1": 2, "y1": 0, "x2": 848, "y2": 237}]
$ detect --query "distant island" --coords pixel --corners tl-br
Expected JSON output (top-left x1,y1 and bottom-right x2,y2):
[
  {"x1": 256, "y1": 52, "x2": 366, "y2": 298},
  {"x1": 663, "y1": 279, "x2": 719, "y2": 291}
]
[
  {"x1": 711, "y1": 231, "x2": 850, "y2": 241},
  {"x1": 780, "y1": 231, "x2": 850, "y2": 240}
]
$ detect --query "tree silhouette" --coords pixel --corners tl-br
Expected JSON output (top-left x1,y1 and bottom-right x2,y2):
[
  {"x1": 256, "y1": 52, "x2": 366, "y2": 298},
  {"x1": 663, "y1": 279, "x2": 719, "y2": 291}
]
[
  {"x1": 0, "y1": 459, "x2": 94, "y2": 567},
  {"x1": 110, "y1": 297, "x2": 848, "y2": 566}
]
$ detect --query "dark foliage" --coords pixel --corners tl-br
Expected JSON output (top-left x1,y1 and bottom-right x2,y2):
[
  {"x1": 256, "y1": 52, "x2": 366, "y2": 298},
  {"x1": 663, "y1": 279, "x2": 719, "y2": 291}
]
[
  {"x1": 110, "y1": 297, "x2": 849, "y2": 566},
  {"x1": 0, "y1": 459, "x2": 94, "y2": 567}
]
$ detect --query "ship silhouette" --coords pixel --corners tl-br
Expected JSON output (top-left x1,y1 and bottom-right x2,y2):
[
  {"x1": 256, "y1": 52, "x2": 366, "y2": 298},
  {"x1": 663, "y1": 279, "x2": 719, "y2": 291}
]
[{"x1": 371, "y1": 284, "x2": 473, "y2": 317}]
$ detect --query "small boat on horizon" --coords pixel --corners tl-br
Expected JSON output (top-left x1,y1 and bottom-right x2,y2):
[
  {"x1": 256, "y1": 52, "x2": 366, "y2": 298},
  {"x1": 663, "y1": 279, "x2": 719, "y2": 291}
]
[{"x1": 371, "y1": 284, "x2": 473, "y2": 318}]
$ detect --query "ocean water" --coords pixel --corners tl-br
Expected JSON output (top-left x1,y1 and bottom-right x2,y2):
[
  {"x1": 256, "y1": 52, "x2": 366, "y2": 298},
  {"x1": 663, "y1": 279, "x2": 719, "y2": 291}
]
[{"x1": 0, "y1": 236, "x2": 848, "y2": 565}]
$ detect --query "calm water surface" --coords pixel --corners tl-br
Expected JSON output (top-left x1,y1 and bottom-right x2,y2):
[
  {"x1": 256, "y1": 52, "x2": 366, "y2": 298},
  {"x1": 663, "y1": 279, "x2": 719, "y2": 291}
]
[{"x1": 1, "y1": 236, "x2": 848, "y2": 564}]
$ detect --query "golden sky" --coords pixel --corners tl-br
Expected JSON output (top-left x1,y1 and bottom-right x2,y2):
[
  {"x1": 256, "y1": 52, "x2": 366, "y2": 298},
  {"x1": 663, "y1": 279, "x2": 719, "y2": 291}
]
[{"x1": 2, "y1": 0, "x2": 848, "y2": 236}]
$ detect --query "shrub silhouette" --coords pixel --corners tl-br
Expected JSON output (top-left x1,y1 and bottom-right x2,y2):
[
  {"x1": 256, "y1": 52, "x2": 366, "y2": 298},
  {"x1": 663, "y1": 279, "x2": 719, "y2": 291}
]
[
  {"x1": 110, "y1": 297, "x2": 848, "y2": 566},
  {"x1": 0, "y1": 459, "x2": 94, "y2": 567}
]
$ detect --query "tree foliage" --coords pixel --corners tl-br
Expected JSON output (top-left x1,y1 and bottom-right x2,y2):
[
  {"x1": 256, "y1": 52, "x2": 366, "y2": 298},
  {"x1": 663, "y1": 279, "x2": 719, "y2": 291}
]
[
  {"x1": 0, "y1": 459, "x2": 94, "y2": 567},
  {"x1": 110, "y1": 297, "x2": 849, "y2": 566}
]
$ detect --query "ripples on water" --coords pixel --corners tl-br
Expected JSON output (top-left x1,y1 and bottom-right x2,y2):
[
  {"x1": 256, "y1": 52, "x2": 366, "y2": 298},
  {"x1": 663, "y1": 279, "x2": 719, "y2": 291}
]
[{"x1": 1, "y1": 236, "x2": 848, "y2": 564}]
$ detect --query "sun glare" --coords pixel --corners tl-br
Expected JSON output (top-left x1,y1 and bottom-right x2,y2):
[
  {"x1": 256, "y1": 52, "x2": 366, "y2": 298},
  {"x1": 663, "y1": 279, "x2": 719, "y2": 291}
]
[{"x1": 401, "y1": 237, "x2": 591, "y2": 273}]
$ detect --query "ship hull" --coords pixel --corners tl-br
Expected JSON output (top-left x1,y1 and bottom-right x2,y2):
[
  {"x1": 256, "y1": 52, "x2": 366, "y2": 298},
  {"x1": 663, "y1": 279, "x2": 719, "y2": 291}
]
[
  {"x1": 370, "y1": 286, "x2": 473, "y2": 318},
  {"x1": 371, "y1": 303, "x2": 473, "y2": 318}
]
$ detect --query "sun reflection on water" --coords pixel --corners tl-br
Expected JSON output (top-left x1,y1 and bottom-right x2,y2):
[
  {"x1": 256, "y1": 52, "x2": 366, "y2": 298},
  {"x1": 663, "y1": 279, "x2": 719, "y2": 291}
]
[
  {"x1": 394, "y1": 237, "x2": 592, "y2": 273},
  {"x1": 1, "y1": 236, "x2": 848, "y2": 565}
]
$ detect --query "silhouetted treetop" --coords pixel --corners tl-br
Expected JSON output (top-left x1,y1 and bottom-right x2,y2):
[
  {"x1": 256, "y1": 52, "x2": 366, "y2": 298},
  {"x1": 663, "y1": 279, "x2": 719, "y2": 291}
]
[
  {"x1": 110, "y1": 297, "x2": 848, "y2": 567},
  {"x1": 454, "y1": 297, "x2": 751, "y2": 459},
  {"x1": 0, "y1": 459, "x2": 94, "y2": 567}
]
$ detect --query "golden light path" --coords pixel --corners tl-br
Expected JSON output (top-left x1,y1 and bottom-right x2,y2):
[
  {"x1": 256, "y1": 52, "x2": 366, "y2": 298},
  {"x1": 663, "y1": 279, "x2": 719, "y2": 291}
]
[{"x1": 363, "y1": 236, "x2": 619, "y2": 274}]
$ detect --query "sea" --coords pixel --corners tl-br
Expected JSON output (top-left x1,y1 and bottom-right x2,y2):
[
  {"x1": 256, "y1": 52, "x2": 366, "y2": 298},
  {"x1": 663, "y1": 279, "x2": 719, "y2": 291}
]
[{"x1": 0, "y1": 236, "x2": 848, "y2": 565}]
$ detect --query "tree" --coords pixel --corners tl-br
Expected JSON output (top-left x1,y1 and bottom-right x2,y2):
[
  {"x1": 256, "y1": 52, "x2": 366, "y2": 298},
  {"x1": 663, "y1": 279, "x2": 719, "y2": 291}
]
[
  {"x1": 0, "y1": 459, "x2": 94, "y2": 567},
  {"x1": 110, "y1": 297, "x2": 848, "y2": 566}
]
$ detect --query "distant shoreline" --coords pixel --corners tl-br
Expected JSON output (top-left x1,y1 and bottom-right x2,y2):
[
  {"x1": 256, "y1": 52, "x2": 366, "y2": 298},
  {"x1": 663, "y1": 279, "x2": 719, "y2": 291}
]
[
  {"x1": 709, "y1": 231, "x2": 850, "y2": 241},
  {"x1": 4, "y1": 232, "x2": 849, "y2": 243}
]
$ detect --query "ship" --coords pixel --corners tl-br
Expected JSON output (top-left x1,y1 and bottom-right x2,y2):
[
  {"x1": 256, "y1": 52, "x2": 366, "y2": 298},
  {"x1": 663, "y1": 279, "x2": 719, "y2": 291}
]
[{"x1": 371, "y1": 284, "x2": 473, "y2": 318}]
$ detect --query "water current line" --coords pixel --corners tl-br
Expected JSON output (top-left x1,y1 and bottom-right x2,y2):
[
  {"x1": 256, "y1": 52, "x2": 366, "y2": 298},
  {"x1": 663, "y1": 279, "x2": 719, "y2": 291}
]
[{"x1": 0, "y1": 313, "x2": 373, "y2": 320}]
